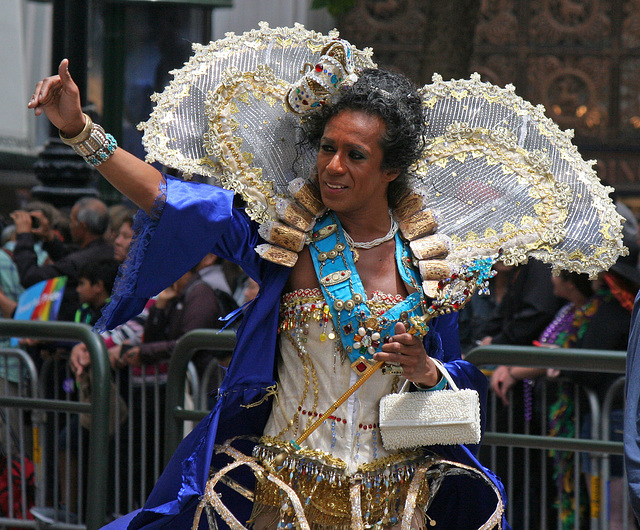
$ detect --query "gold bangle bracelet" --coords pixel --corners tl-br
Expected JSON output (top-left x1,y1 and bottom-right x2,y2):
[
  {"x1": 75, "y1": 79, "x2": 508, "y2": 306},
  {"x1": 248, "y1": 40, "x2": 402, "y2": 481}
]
[{"x1": 59, "y1": 113, "x2": 93, "y2": 146}]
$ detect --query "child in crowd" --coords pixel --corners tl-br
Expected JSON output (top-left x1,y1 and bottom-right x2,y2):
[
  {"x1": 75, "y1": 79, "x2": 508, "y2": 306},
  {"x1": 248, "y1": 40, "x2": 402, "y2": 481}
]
[
  {"x1": 58, "y1": 259, "x2": 121, "y2": 512},
  {"x1": 74, "y1": 259, "x2": 120, "y2": 326}
]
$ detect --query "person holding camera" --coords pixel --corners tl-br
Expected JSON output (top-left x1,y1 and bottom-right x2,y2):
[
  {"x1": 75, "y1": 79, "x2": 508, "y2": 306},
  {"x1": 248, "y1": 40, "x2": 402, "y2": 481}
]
[{"x1": 10, "y1": 197, "x2": 114, "y2": 322}]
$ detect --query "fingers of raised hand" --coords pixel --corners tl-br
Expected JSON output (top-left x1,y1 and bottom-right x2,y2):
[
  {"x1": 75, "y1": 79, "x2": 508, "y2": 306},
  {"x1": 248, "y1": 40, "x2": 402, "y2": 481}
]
[
  {"x1": 11, "y1": 210, "x2": 32, "y2": 233},
  {"x1": 490, "y1": 366, "x2": 513, "y2": 404},
  {"x1": 490, "y1": 366, "x2": 507, "y2": 391},
  {"x1": 38, "y1": 77, "x2": 63, "y2": 107},
  {"x1": 31, "y1": 210, "x2": 51, "y2": 236},
  {"x1": 28, "y1": 81, "x2": 44, "y2": 109},
  {"x1": 29, "y1": 60, "x2": 77, "y2": 120}
]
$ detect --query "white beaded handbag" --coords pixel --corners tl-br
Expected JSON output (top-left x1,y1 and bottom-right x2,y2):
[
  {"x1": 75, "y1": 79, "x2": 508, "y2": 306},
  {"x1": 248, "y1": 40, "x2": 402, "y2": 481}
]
[{"x1": 379, "y1": 359, "x2": 481, "y2": 450}]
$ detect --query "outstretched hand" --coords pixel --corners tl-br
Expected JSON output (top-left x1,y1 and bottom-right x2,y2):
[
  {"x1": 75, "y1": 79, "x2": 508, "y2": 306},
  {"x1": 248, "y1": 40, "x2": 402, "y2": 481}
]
[
  {"x1": 27, "y1": 58, "x2": 85, "y2": 137},
  {"x1": 490, "y1": 365, "x2": 516, "y2": 406},
  {"x1": 374, "y1": 321, "x2": 440, "y2": 387},
  {"x1": 117, "y1": 346, "x2": 142, "y2": 368},
  {"x1": 70, "y1": 343, "x2": 91, "y2": 378}
]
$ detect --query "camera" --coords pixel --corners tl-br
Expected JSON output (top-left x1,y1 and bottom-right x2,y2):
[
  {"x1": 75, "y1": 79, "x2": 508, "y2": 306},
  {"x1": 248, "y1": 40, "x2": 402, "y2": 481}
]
[{"x1": 30, "y1": 215, "x2": 40, "y2": 229}]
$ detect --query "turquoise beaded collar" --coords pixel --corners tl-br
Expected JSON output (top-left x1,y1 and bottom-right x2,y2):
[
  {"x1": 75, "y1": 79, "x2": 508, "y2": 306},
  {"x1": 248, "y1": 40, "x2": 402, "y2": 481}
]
[{"x1": 308, "y1": 212, "x2": 427, "y2": 366}]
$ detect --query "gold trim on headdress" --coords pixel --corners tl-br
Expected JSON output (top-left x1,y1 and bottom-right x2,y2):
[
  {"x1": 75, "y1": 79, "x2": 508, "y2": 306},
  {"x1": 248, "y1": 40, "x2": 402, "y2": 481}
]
[
  {"x1": 418, "y1": 260, "x2": 454, "y2": 281},
  {"x1": 275, "y1": 198, "x2": 316, "y2": 232},
  {"x1": 289, "y1": 178, "x2": 326, "y2": 217},
  {"x1": 258, "y1": 221, "x2": 306, "y2": 252},
  {"x1": 397, "y1": 210, "x2": 438, "y2": 241},
  {"x1": 409, "y1": 235, "x2": 451, "y2": 260},
  {"x1": 393, "y1": 191, "x2": 427, "y2": 220}
]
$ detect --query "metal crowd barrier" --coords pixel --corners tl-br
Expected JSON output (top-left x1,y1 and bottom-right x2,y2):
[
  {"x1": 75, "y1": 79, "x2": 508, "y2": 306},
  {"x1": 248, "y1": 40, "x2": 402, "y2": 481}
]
[
  {"x1": 0, "y1": 320, "x2": 110, "y2": 530},
  {"x1": 0, "y1": 347, "x2": 40, "y2": 527},
  {"x1": 164, "y1": 329, "x2": 236, "y2": 465},
  {"x1": 0, "y1": 324, "x2": 234, "y2": 530},
  {"x1": 466, "y1": 345, "x2": 628, "y2": 530},
  {"x1": 1, "y1": 325, "x2": 629, "y2": 529}
]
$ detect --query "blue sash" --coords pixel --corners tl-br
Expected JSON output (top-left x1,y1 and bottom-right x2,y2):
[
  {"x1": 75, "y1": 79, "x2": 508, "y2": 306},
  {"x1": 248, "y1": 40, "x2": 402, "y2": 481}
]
[{"x1": 308, "y1": 212, "x2": 426, "y2": 364}]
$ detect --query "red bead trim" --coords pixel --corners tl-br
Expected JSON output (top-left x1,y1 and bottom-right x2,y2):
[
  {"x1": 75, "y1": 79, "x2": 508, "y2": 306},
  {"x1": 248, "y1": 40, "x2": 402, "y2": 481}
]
[{"x1": 299, "y1": 408, "x2": 347, "y2": 424}]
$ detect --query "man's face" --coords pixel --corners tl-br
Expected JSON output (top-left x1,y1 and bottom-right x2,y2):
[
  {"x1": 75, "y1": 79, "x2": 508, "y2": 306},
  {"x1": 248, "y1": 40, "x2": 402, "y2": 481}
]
[{"x1": 316, "y1": 110, "x2": 399, "y2": 217}]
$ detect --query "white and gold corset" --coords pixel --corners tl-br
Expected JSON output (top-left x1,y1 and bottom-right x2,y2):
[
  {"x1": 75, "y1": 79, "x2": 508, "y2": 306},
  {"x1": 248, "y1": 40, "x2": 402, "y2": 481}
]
[{"x1": 261, "y1": 288, "x2": 412, "y2": 472}]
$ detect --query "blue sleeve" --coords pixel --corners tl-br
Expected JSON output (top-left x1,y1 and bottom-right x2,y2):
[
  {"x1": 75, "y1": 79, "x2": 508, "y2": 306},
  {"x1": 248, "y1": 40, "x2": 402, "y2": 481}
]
[
  {"x1": 431, "y1": 311, "x2": 461, "y2": 360},
  {"x1": 97, "y1": 176, "x2": 263, "y2": 331},
  {"x1": 625, "y1": 291, "x2": 640, "y2": 524}
]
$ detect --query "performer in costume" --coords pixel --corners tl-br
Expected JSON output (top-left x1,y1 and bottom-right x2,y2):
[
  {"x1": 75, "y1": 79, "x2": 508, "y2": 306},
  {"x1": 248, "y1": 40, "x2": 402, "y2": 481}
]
[{"x1": 29, "y1": 24, "x2": 624, "y2": 530}]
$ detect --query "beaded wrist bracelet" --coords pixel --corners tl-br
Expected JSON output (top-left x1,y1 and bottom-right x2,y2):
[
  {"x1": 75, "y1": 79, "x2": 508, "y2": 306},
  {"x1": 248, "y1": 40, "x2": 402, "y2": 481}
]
[
  {"x1": 413, "y1": 375, "x2": 447, "y2": 392},
  {"x1": 58, "y1": 113, "x2": 117, "y2": 167},
  {"x1": 85, "y1": 133, "x2": 117, "y2": 167}
]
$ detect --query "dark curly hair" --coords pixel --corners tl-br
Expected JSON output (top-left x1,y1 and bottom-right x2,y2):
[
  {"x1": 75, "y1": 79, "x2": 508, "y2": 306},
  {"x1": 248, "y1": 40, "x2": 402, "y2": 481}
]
[
  {"x1": 559, "y1": 270, "x2": 594, "y2": 299},
  {"x1": 302, "y1": 68, "x2": 426, "y2": 206}
]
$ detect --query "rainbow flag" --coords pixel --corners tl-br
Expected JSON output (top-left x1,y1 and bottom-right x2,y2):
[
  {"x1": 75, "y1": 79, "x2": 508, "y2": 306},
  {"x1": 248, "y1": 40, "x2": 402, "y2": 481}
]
[{"x1": 14, "y1": 276, "x2": 67, "y2": 322}]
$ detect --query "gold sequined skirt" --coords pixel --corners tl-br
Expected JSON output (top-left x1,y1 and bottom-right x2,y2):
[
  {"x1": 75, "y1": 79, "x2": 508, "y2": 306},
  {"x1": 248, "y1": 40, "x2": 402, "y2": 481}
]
[
  {"x1": 194, "y1": 438, "x2": 504, "y2": 530},
  {"x1": 251, "y1": 437, "x2": 432, "y2": 529}
]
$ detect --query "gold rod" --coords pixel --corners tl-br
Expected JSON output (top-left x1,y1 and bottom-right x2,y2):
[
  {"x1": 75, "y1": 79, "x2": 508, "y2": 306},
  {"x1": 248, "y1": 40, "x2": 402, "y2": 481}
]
[{"x1": 292, "y1": 360, "x2": 384, "y2": 447}]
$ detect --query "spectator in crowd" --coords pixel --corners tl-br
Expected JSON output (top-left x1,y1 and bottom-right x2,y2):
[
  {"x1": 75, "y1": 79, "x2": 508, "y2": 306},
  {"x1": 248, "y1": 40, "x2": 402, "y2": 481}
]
[
  {"x1": 494, "y1": 248, "x2": 638, "y2": 528},
  {"x1": 0, "y1": 201, "x2": 61, "y2": 460},
  {"x1": 70, "y1": 210, "x2": 144, "y2": 381},
  {"x1": 112, "y1": 211, "x2": 134, "y2": 264},
  {"x1": 0, "y1": 201, "x2": 63, "y2": 320},
  {"x1": 491, "y1": 270, "x2": 594, "y2": 527},
  {"x1": 11, "y1": 197, "x2": 113, "y2": 321},
  {"x1": 626, "y1": 279, "x2": 640, "y2": 525},
  {"x1": 60, "y1": 258, "x2": 121, "y2": 512},
  {"x1": 477, "y1": 258, "x2": 562, "y2": 527},
  {"x1": 100, "y1": 253, "x2": 237, "y2": 501},
  {"x1": 3, "y1": 201, "x2": 56, "y2": 265},
  {"x1": 0, "y1": 251, "x2": 27, "y2": 459},
  {"x1": 478, "y1": 259, "x2": 563, "y2": 348},
  {"x1": 242, "y1": 277, "x2": 260, "y2": 305},
  {"x1": 65, "y1": 219, "x2": 147, "y2": 515},
  {"x1": 101, "y1": 210, "x2": 148, "y2": 354},
  {"x1": 576, "y1": 248, "x2": 638, "y2": 529},
  {"x1": 105, "y1": 204, "x2": 135, "y2": 246},
  {"x1": 117, "y1": 253, "x2": 238, "y2": 371},
  {"x1": 490, "y1": 271, "x2": 595, "y2": 402},
  {"x1": 74, "y1": 259, "x2": 120, "y2": 326},
  {"x1": 0, "y1": 241, "x2": 23, "y2": 319}
]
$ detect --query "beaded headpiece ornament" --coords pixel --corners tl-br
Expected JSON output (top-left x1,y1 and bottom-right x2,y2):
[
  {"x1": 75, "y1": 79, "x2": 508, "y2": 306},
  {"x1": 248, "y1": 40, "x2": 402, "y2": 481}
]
[
  {"x1": 139, "y1": 22, "x2": 626, "y2": 308},
  {"x1": 285, "y1": 39, "x2": 358, "y2": 115}
]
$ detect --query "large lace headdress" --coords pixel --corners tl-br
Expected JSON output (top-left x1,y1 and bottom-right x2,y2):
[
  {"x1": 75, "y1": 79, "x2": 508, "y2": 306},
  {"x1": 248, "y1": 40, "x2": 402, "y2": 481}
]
[{"x1": 139, "y1": 22, "x2": 626, "y2": 308}]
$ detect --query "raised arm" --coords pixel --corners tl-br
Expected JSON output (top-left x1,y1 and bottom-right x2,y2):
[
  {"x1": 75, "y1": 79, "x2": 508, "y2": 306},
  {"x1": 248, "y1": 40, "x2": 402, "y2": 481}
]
[{"x1": 28, "y1": 59, "x2": 162, "y2": 214}]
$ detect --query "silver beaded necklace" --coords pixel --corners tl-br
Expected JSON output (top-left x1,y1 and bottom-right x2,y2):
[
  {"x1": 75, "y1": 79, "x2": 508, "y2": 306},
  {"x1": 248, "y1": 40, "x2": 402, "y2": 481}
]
[{"x1": 342, "y1": 211, "x2": 398, "y2": 262}]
